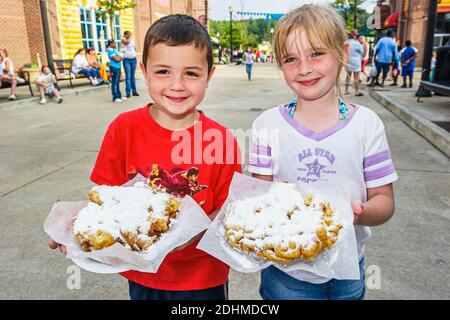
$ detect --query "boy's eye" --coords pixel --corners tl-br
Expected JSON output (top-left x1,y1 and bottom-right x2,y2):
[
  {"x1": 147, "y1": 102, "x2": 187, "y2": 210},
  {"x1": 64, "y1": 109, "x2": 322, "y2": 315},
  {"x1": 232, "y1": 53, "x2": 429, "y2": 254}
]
[
  {"x1": 311, "y1": 51, "x2": 325, "y2": 58},
  {"x1": 155, "y1": 70, "x2": 168, "y2": 75},
  {"x1": 186, "y1": 71, "x2": 199, "y2": 77}
]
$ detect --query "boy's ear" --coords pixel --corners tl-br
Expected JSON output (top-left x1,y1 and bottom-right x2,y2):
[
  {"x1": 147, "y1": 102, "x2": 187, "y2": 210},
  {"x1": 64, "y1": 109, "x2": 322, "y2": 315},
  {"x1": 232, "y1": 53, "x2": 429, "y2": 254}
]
[
  {"x1": 140, "y1": 62, "x2": 148, "y2": 86},
  {"x1": 206, "y1": 66, "x2": 216, "y2": 87}
]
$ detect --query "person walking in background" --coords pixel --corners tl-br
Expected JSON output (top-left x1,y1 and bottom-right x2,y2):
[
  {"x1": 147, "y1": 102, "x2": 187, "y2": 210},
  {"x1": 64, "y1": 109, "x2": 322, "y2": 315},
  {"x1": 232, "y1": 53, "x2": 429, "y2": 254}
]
[
  {"x1": 107, "y1": 39, "x2": 124, "y2": 103},
  {"x1": 368, "y1": 29, "x2": 397, "y2": 87},
  {"x1": 121, "y1": 31, "x2": 139, "y2": 98},
  {"x1": 358, "y1": 35, "x2": 370, "y2": 82},
  {"x1": 389, "y1": 46, "x2": 401, "y2": 86},
  {"x1": 344, "y1": 31, "x2": 364, "y2": 96},
  {"x1": 245, "y1": 47, "x2": 255, "y2": 81},
  {"x1": 218, "y1": 46, "x2": 223, "y2": 64},
  {"x1": 400, "y1": 40, "x2": 418, "y2": 88},
  {"x1": 72, "y1": 48, "x2": 100, "y2": 86}
]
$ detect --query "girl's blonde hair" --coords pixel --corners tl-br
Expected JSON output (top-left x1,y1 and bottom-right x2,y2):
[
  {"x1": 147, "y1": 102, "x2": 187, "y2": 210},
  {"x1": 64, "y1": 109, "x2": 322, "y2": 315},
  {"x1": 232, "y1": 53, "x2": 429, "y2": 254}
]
[{"x1": 273, "y1": 4, "x2": 347, "y2": 92}]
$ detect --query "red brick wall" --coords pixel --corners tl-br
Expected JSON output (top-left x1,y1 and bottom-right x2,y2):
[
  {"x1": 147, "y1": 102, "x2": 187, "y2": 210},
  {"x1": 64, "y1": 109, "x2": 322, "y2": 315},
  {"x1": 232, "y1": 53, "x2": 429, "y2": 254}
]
[
  {"x1": 23, "y1": 0, "x2": 47, "y2": 66},
  {"x1": 0, "y1": 0, "x2": 31, "y2": 70}
]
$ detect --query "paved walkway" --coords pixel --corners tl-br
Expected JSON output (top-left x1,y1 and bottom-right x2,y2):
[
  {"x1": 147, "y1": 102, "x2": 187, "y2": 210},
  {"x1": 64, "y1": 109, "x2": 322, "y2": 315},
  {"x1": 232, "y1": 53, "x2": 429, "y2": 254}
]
[{"x1": 0, "y1": 63, "x2": 448, "y2": 299}]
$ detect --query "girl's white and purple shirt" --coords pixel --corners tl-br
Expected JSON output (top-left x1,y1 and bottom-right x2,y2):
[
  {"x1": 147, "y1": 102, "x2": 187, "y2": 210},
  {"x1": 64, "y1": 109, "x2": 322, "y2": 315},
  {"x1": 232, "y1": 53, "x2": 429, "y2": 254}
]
[{"x1": 247, "y1": 104, "x2": 398, "y2": 284}]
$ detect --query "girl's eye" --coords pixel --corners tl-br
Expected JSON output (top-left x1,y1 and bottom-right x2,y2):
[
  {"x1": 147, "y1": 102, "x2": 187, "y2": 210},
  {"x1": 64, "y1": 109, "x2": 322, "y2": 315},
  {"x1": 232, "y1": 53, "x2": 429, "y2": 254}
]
[
  {"x1": 311, "y1": 51, "x2": 325, "y2": 58},
  {"x1": 284, "y1": 57, "x2": 297, "y2": 64},
  {"x1": 156, "y1": 70, "x2": 168, "y2": 75}
]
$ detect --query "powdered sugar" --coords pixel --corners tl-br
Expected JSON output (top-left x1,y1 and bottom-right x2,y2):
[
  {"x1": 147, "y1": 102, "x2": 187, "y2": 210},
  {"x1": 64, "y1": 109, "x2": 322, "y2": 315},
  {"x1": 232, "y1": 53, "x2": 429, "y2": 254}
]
[{"x1": 73, "y1": 182, "x2": 179, "y2": 252}]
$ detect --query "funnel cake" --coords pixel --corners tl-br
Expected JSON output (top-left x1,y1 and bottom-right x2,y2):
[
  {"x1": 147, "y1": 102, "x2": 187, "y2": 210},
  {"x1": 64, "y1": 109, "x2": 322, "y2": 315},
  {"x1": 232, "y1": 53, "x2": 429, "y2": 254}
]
[
  {"x1": 73, "y1": 182, "x2": 181, "y2": 252},
  {"x1": 223, "y1": 183, "x2": 343, "y2": 263}
]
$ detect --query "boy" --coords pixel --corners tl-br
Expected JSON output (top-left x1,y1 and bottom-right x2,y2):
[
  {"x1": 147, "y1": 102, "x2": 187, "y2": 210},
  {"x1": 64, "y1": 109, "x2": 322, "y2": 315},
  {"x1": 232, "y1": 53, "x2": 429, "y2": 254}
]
[
  {"x1": 36, "y1": 65, "x2": 63, "y2": 104},
  {"x1": 48, "y1": 15, "x2": 241, "y2": 300}
]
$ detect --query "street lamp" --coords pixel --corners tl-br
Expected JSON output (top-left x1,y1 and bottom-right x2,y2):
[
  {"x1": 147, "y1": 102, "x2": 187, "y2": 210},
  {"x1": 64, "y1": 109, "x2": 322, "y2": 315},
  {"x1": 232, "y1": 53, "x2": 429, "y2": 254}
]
[{"x1": 228, "y1": 5, "x2": 233, "y2": 62}]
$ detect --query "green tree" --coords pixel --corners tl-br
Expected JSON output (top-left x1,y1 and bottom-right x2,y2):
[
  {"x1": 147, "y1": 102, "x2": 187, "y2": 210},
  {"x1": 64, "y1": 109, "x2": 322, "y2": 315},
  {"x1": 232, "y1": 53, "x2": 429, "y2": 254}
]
[
  {"x1": 96, "y1": 0, "x2": 137, "y2": 40},
  {"x1": 331, "y1": 0, "x2": 370, "y2": 34}
]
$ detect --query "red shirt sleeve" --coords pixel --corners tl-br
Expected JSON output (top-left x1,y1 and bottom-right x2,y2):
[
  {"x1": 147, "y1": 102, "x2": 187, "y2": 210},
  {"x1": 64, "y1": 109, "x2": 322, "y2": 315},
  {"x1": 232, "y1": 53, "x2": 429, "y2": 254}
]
[
  {"x1": 90, "y1": 121, "x2": 127, "y2": 186},
  {"x1": 213, "y1": 133, "x2": 242, "y2": 210}
]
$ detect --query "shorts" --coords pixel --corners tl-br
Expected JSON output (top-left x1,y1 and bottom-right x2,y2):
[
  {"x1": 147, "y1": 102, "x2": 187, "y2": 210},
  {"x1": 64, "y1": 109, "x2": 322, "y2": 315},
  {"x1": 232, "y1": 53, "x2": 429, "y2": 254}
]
[
  {"x1": 375, "y1": 62, "x2": 391, "y2": 77},
  {"x1": 402, "y1": 69, "x2": 414, "y2": 78}
]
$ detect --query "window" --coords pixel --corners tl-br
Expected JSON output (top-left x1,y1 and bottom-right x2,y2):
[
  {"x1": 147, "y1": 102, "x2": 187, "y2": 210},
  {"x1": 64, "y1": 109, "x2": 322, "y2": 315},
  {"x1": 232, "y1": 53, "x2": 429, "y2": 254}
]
[
  {"x1": 95, "y1": 11, "x2": 108, "y2": 52},
  {"x1": 113, "y1": 14, "x2": 122, "y2": 48},
  {"x1": 80, "y1": 7, "x2": 94, "y2": 49}
]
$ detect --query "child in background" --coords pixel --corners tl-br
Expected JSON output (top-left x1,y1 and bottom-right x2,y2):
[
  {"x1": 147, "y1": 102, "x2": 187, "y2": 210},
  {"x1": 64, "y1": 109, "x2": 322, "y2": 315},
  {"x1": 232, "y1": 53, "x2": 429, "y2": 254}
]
[
  {"x1": 430, "y1": 51, "x2": 437, "y2": 82},
  {"x1": 48, "y1": 14, "x2": 241, "y2": 300},
  {"x1": 35, "y1": 65, "x2": 63, "y2": 104},
  {"x1": 401, "y1": 40, "x2": 418, "y2": 88},
  {"x1": 247, "y1": 4, "x2": 397, "y2": 300}
]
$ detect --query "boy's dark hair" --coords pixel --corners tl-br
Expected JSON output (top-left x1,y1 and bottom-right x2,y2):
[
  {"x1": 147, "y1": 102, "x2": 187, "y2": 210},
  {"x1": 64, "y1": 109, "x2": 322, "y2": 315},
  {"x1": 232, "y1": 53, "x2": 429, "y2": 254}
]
[
  {"x1": 405, "y1": 40, "x2": 412, "y2": 47},
  {"x1": 142, "y1": 14, "x2": 213, "y2": 72}
]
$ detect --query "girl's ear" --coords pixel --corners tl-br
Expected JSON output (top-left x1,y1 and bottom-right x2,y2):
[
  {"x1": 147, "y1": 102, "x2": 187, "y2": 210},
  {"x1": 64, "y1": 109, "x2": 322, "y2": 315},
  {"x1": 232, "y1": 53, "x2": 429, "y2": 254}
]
[{"x1": 140, "y1": 62, "x2": 148, "y2": 86}]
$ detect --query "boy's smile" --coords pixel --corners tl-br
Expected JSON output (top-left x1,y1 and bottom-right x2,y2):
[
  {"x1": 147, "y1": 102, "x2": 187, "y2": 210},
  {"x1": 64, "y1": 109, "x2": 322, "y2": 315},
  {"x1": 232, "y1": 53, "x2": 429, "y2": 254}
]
[{"x1": 141, "y1": 43, "x2": 215, "y2": 128}]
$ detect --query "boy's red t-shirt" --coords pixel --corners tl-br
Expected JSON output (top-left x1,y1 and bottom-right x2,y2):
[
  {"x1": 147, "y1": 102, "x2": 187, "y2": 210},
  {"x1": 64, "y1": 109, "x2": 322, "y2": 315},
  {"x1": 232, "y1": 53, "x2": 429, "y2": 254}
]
[{"x1": 90, "y1": 104, "x2": 241, "y2": 291}]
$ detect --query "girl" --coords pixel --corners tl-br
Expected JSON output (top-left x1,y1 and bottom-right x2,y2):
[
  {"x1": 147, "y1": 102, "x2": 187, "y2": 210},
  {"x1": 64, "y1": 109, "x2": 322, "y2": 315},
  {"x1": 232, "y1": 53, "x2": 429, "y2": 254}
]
[
  {"x1": 247, "y1": 4, "x2": 397, "y2": 300},
  {"x1": 72, "y1": 48, "x2": 100, "y2": 86}
]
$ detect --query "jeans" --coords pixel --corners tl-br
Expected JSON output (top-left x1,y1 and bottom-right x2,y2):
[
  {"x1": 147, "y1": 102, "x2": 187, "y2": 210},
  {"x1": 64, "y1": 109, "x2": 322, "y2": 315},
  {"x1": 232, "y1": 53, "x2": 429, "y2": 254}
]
[
  {"x1": 259, "y1": 258, "x2": 366, "y2": 300},
  {"x1": 375, "y1": 62, "x2": 390, "y2": 79},
  {"x1": 246, "y1": 63, "x2": 253, "y2": 80},
  {"x1": 77, "y1": 68, "x2": 99, "y2": 79},
  {"x1": 123, "y1": 58, "x2": 137, "y2": 96},
  {"x1": 128, "y1": 280, "x2": 228, "y2": 300},
  {"x1": 110, "y1": 66, "x2": 122, "y2": 101}
]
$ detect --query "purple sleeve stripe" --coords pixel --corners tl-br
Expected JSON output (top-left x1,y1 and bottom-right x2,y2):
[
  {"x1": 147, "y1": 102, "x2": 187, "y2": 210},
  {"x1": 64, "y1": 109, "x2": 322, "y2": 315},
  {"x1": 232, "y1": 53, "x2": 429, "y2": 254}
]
[
  {"x1": 251, "y1": 144, "x2": 271, "y2": 156},
  {"x1": 247, "y1": 157, "x2": 273, "y2": 169},
  {"x1": 363, "y1": 150, "x2": 391, "y2": 168},
  {"x1": 364, "y1": 164, "x2": 395, "y2": 182}
]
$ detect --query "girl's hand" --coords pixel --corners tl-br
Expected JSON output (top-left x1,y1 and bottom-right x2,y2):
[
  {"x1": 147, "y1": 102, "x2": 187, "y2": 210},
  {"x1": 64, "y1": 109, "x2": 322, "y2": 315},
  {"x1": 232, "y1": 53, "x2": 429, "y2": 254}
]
[
  {"x1": 351, "y1": 200, "x2": 364, "y2": 225},
  {"x1": 48, "y1": 238, "x2": 67, "y2": 256}
]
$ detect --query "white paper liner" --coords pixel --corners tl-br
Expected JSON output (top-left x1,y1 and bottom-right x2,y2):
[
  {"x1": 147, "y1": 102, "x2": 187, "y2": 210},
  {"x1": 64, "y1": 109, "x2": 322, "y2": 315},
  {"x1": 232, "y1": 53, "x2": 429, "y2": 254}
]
[
  {"x1": 43, "y1": 174, "x2": 211, "y2": 274},
  {"x1": 197, "y1": 172, "x2": 360, "y2": 280}
]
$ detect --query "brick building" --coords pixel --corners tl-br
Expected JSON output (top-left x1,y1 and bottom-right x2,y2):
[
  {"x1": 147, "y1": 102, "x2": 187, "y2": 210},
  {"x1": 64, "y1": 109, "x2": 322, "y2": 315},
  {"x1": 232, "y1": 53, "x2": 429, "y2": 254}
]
[
  {"x1": 0, "y1": 0, "x2": 207, "y2": 71},
  {"x1": 380, "y1": 0, "x2": 450, "y2": 67}
]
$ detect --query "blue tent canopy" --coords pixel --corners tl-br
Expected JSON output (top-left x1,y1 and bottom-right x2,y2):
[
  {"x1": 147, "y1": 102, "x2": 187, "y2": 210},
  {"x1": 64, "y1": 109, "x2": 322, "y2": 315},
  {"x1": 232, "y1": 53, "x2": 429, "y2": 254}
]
[{"x1": 237, "y1": 11, "x2": 284, "y2": 24}]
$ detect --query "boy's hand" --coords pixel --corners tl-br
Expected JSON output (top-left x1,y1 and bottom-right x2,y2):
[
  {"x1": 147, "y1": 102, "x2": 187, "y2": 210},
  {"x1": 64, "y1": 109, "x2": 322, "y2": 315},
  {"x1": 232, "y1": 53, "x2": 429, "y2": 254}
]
[
  {"x1": 351, "y1": 200, "x2": 364, "y2": 225},
  {"x1": 48, "y1": 238, "x2": 67, "y2": 256}
]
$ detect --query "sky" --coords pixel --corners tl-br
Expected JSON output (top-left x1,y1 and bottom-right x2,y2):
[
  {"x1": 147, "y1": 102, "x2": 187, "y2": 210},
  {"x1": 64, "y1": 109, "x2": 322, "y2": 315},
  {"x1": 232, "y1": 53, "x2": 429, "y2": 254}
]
[{"x1": 209, "y1": 0, "x2": 333, "y2": 21}]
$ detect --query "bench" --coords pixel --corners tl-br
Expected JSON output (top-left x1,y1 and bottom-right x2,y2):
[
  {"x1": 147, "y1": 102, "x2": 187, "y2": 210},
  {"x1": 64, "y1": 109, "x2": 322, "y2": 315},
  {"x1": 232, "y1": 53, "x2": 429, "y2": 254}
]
[
  {"x1": 53, "y1": 59, "x2": 87, "y2": 88},
  {"x1": 0, "y1": 70, "x2": 34, "y2": 96},
  {"x1": 417, "y1": 80, "x2": 450, "y2": 102}
]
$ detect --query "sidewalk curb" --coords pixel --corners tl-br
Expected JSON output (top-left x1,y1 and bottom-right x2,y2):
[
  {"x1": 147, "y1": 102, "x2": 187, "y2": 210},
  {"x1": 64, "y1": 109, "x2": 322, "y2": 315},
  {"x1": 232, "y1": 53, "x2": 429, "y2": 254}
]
[
  {"x1": 0, "y1": 84, "x2": 110, "y2": 110},
  {"x1": 371, "y1": 90, "x2": 450, "y2": 157}
]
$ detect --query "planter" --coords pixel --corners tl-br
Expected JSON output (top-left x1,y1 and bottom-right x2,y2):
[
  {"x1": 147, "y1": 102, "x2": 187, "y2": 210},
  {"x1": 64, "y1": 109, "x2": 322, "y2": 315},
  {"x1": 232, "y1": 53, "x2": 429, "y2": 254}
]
[{"x1": 20, "y1": 67, "x2": 40, "y2": 83}]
